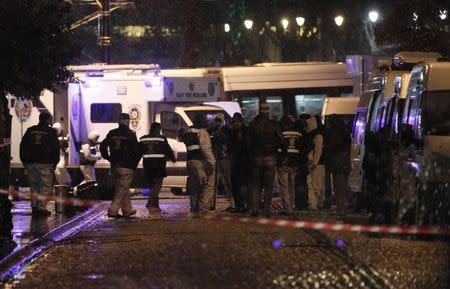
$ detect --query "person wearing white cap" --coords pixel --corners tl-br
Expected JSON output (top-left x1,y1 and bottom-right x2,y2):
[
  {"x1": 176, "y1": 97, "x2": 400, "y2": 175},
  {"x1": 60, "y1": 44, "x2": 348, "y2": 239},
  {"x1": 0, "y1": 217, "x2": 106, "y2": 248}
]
[
  {"x1": 79, "y1": 130, "x2": 101, "y2": 182},
  {"x1": 52, "y1": 122, "x2": 71, "y2": 186}
]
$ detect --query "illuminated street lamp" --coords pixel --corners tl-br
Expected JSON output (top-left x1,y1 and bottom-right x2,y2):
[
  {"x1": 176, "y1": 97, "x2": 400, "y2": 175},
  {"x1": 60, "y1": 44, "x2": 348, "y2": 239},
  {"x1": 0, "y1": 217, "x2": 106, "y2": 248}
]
[
  {"x1": 368, "y1": 11, "x2": 379, "y2": 23},
  {"x1": 439, "y1": 9, "x2": 448, "y2": 20},
  {"x1": 224, "y1": 23, "x2": 230, "y2": 33},
  {"x1": 296, "y1": 17, "x2": 305, "y2": 27},
  {"x1": 281, "y1": 18, "x2": 289, "y2": 29},
  {"x1": 244, "y1": 19, "x2": 253, "y2": 30},
  {"x1": 334, "y1": 15, "x2": 344, "y2": 27}
]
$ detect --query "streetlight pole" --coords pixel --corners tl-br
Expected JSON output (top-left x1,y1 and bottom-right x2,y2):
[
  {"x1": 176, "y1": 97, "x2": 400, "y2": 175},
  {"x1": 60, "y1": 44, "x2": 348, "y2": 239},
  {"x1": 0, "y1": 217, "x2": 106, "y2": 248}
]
[{"x1": 98, "y1": 0, "x2": 111, "y2": 64}]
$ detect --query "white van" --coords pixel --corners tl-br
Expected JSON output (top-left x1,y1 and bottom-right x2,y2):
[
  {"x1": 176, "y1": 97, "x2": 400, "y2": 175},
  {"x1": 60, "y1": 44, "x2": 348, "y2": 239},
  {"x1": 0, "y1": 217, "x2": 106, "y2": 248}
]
[
  {"x1": 396, "y1": 62, "x2": 450, "y2": 225},
  {"x1": 10, "y1": 64, "x2": 240, "y2": 193}
]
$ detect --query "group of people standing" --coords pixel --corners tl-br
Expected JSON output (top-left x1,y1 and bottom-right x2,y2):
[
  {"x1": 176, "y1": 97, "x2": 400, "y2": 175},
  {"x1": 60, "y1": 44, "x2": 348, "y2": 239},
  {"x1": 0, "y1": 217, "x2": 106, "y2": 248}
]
[
  {"x1": 19, "y1": 104, "x2": 351, "y2": 218},
  {"x1": 177, "y1": 103, "x2": 352, "y2": 217}
]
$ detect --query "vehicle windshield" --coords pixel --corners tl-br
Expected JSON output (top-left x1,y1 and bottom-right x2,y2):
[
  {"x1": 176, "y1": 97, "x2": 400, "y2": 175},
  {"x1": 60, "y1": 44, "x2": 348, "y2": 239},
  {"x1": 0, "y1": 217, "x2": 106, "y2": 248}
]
[
  {"x1": 422, "y1": 90, "x2": 450, "y2": 136},
  {"x1": 185, "y1": 110, "x2": 232, "y2": 128}
]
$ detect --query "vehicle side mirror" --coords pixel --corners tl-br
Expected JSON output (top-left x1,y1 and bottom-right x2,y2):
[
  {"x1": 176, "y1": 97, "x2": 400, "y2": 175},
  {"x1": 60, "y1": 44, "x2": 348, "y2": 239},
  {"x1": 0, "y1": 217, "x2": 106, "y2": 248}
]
[
  {"x1": 177, "y1": 128, "x2": 186, "y2": 142},
  {"x1": 400, "y1": 124, "x2": 414, "y2": 146}
]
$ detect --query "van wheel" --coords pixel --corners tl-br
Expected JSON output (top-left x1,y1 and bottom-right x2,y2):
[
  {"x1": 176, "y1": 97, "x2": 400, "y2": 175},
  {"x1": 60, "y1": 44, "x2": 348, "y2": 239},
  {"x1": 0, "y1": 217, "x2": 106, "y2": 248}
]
[{"x1": 171, "y1": 188, "x2": 184, "y2": 195}]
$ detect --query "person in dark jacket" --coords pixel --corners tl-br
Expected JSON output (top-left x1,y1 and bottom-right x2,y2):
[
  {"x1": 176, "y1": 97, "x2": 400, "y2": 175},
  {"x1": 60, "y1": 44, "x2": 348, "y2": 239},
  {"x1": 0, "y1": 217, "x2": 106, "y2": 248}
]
[
  {"x1": 326, "y1": 115, "x2": 351, "y2": 215},
  {"x1": 208, "y1": 113, "x2": 233, "y2": 211},
  {"x1": 277, "y1": 114, "x2": 301, "y2": 215},
  {"x1": 100, "y1": 113, "x2": 140, "y2": 218},
  {"x1": 229, "y1": 112, "x2": 248, "y2": 211},
  {"x1": 140, "y1": 122, "x2": 176, "y2": 213},
  {"x1": 246, "y1": 103, "x2": 286, "y2": 217},
  {"x1": 20, "y1": 112, "x2": 60, "y2": 216},
  {"x1": 294, "y1": 114, "x2": 313, "y2": 210}
]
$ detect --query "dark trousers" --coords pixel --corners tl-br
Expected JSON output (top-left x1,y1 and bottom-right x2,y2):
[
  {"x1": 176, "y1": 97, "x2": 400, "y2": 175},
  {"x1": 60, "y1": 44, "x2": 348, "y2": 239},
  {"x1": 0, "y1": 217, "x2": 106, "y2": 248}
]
[
  {"x1": 324, "y1": 165, "x2": 334, "y2": 208},
  {"x1": 248, "y1": 155, "x2": 276, "y2": 213},
  {"x1": 146, "y1": 177, "x2": 164, "y2": 208},
  {"x1": 230, "y1": 161, "x2": 247, "y2": 209},
  {"x1": 295, "y1": 167, "x2": 308, "y2": 209}
]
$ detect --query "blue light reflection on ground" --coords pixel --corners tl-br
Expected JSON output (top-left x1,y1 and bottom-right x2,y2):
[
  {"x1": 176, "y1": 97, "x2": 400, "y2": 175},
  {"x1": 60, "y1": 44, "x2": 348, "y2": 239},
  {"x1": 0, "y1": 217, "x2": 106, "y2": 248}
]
[{"x1": 272, "y1": 239, "x2": 283, "y2": 248}]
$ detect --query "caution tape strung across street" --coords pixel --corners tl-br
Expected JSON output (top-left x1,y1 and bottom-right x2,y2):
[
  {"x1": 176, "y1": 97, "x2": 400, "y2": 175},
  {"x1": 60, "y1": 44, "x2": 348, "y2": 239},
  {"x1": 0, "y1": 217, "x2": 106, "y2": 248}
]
[
  {"x1": 0, "y1": 188, "x2": 95, "y2": 208},
  {"x1": 1, "y1": 188, "x2": 449, "y2": 236},
  {"x1": 200, "y1": 214, "x2": 450, "y2": 236}
]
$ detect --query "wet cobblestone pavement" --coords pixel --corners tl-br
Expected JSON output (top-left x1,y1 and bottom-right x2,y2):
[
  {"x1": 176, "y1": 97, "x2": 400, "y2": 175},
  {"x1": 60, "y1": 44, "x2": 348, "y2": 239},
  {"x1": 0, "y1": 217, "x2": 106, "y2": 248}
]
[{"x1": 4, "y1": 199, "x2": 449, "y2": 289}]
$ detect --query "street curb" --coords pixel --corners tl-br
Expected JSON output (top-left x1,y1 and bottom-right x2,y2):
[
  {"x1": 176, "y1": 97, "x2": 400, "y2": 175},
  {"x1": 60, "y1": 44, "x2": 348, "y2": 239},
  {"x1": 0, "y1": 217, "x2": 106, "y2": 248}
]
[{"x1": 0, "y1": 203, "x2": 106, "y2": 283}]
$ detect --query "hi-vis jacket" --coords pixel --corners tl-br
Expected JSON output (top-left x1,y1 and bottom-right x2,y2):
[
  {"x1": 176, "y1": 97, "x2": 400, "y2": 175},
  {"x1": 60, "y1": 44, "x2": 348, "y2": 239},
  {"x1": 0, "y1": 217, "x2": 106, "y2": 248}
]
[
  {"x1": 79, "y1": 141, "x2": 99, "y2": 166},
  {"x1": 279, "y1": 130, "x2": 302, "y2": 166},
  {"x1": 139, "y1": 134, "x2": 176, "y2": 171},
  {"x1": 182, "y1": 126, "x2": 215, "y2": 167}
]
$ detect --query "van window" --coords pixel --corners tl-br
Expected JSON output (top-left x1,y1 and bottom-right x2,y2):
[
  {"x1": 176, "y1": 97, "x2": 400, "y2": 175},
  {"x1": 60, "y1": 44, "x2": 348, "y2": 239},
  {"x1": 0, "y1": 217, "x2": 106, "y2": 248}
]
[
  {"x1": 422, "y1": 90, "x2": 450, "y2": 136},
  {"x1": 90, "y1": 103, "x2": 122, "y2": 123},
  {"x1": 266, "y1": 96, "x2": 283, "y2": 121},
  {"x1": 185, "y1": 110, "x2": 231, "y2": 128},
  {"x1": 352, "y1": 110, "x2": 366, "y2": 144},
  {"x1": 404, "y1": 87, "x2": 423, "y2": 139},
  {"x1": 374, "y1": 106, "x2": 385, "y2": 132},
  {"x1": 161, "y1": 111, "x2": 187, "y2": 139}
]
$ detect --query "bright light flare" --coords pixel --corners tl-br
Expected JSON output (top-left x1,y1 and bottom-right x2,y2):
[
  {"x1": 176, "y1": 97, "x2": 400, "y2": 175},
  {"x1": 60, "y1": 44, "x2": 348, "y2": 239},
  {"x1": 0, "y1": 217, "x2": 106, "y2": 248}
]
[
  {"x1": 334, "y1": 15, "x2": 344, "y2": 27},
  {"x1": 224, "y1": 23, "x2": 230, "y2": 33},
  {"x1": 244, "y1": 19, "x2": 253, "y2": 30},
  {"x1": 281, "y1": 18, "x2": 289, "y2": 29},
  {"x1": 439, "y1": 9, "x2": 448, "y2": 20},
  {"x1": 296, "y1": 17, "x2": 305, "y2": 27},
  {"x1": 368, "y1": 11, "x2": 379, "y2": 23}
]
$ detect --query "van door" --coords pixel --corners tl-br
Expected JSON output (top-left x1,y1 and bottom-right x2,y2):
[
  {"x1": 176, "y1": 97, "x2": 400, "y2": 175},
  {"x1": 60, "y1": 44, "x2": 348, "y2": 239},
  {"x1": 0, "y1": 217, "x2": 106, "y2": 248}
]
[{"x1": 68, "y1": 83, "x2": 81, "y2": 165}]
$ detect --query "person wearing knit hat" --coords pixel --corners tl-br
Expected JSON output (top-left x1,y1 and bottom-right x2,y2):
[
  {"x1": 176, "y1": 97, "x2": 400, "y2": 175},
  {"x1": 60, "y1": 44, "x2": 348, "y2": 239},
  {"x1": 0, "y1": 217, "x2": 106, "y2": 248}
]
[
  {"x1": 259, "y1": 103, "x2": 271, "y2": 114},
  {"x1": 246, "y1": 103, "x2": 286, "y2": 217},
  {"x1": 230, "y1": 112, "x2": 248, "y2": 211}
]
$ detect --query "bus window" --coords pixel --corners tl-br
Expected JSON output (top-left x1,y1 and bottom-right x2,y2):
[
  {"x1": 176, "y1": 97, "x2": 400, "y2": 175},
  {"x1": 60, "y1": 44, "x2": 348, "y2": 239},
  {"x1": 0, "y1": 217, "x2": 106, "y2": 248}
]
[
  {"x1": 238, "y1": 96, "x2": 259, "y2": 124},
  {"x1": 295, "y1": 95, "x2": 326, "y2": 116},
  {"x1": 266, "y1": 96, "x2": 283, "y2": 121}
]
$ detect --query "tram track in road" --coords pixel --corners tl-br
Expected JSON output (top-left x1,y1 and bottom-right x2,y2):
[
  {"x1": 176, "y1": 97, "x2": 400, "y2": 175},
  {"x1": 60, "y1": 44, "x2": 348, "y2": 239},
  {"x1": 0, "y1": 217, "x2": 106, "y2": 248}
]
[
  {"x1": 0, "y1": 204, "x2": 107, "y2": 285},
  {"x1": 303, "y1": 229, "x2": 395, "y2": 289}
]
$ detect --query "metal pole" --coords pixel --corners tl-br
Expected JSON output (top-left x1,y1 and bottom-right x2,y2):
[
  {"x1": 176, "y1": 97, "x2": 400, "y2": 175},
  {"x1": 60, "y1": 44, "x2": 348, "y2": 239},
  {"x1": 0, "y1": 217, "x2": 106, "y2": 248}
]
[{"x1": 97, "y1": 0, "x2": 111, "y2": 64}]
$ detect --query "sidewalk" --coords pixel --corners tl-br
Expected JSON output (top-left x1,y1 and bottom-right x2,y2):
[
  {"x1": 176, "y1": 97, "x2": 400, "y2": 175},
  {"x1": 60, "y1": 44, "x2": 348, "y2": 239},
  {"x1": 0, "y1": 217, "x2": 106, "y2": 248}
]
[{"x1": 1, "y1": 200, "x2": 105, "y2": 282}]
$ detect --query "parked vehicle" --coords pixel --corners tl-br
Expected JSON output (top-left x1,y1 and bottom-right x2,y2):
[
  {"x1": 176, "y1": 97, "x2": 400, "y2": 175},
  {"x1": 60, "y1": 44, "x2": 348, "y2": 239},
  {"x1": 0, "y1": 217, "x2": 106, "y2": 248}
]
[
  {"x1": 9, "y1": 64, "x2": 240, "y2": 193},
  {"x1": 396, "y1": 61, "x2": 450, "y2": 225},
  {"x1": 351, "y1": 52, "x2": 442, "y2": 214}
]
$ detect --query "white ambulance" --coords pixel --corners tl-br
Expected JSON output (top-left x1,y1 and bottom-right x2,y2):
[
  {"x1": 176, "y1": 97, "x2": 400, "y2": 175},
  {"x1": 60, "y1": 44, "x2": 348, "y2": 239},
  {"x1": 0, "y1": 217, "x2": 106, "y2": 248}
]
[{"x1": 10, "y1": 64, "x2": 240, "y2": 192}]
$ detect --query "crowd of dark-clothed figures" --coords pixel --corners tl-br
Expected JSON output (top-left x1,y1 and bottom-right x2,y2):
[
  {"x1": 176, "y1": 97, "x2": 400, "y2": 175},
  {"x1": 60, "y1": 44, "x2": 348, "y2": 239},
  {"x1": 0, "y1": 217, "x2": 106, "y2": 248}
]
[
  {"x1": 16, "y1": 104, "x2": 352, "y2": 220},
  {"x1": 178, "y1": 103, "x2": 352, "y2": 218}
]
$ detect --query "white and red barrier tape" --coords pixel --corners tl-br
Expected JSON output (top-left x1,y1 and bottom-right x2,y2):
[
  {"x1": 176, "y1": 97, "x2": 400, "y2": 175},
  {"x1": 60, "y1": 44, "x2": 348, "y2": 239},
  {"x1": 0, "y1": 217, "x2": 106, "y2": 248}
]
[
  {"x1": 200, "y1": 214, "x2": 450, "y2": 236},
  {"x1": 0, "y1": 188, "x2": 95, "y2": 208},
  {"x1": 1, "y1": 188, "x2": 449, "y2": 236}
]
